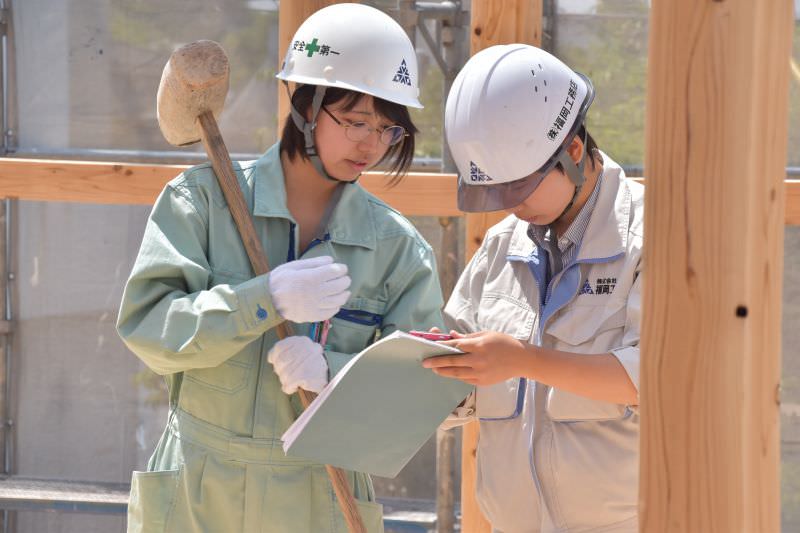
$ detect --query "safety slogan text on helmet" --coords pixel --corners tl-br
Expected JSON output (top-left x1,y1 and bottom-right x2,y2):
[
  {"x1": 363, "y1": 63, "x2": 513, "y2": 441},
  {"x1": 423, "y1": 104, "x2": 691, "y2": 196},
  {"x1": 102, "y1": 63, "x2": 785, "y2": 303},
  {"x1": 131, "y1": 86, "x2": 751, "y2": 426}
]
[{"x1": 291, "y1": 37, "x2": 340, "y2": 58}]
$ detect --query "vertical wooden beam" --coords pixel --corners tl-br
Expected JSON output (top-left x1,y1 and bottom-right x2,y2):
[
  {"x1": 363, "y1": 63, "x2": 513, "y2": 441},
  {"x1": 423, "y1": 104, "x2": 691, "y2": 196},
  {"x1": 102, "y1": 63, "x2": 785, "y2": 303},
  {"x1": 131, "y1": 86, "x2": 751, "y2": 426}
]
[
  {"x1": 470, "y1": 0, "x2": 542, "y2": 50},
  {"x1": 438, "y1": 215, "x2": 460, "y2": 533},
  {"x1": 640, "y1": 1, "x2": 792, "y2": 532},
  {"x1": 461, "y1": 2, "x2": 541, "y2": 532},
  {"x1": 277, "y1": 0, "x2": 350, "y2": 137}
]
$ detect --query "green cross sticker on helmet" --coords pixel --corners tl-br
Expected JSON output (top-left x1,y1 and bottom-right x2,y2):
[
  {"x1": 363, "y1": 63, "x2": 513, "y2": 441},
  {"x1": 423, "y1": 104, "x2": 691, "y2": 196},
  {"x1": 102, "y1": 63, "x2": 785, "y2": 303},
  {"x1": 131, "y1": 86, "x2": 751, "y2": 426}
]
[
  {"x1": 304, "y1": 38, "x2": 320, "y2": 57},
  {"x1": 292, "y1": 38, "x2": 340, "y2": 58},
  {"x1": 445, "y1": 44, "x2": 595, "y2": 212},
  {"x1": 277, "y1": 3, "x2": 422, "y2": 109}
]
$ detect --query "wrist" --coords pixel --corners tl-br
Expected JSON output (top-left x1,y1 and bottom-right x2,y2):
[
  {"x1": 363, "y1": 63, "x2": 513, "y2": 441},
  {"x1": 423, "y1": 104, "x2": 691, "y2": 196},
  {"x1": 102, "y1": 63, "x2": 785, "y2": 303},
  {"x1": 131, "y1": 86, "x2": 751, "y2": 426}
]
[{"x1": 519, "y1": 341, "x2": 542, "y2": 381}]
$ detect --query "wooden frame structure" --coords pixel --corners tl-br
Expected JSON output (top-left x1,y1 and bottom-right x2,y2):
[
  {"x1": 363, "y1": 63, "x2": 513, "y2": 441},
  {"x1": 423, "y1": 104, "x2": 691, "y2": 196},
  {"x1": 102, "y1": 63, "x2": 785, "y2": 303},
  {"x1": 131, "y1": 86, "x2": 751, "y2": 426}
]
[
  {"x1": 641, "y1": 1, "x2": 792, "y2": 532},
  {"x1": 0, "y1": 159, "x2": 796, "y2": 223},
  {"x1": 0, "y1": 162, "x2": 794, "y2": 530},
  {"x1": 0, "y1": 1, "x2": 794, "y2": 532}
]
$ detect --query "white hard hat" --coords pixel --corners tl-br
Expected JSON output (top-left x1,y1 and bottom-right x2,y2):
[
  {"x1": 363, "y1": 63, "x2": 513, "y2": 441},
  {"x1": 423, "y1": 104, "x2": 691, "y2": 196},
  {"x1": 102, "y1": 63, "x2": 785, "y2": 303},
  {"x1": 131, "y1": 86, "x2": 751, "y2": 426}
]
[
  {"x1": 276, "y1": 3, "x2": 422, "y2": 109},
  {"x1": 445, "y1": 44, "x2": 594, "y2": 212}
]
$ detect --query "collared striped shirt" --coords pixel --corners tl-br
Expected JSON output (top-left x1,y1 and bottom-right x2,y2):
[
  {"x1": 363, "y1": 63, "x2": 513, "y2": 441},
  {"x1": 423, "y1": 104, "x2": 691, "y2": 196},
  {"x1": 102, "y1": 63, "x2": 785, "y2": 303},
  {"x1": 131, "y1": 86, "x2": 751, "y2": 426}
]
[{"x1": 528, "y1": 169, "x2": 604, "y2": 283}]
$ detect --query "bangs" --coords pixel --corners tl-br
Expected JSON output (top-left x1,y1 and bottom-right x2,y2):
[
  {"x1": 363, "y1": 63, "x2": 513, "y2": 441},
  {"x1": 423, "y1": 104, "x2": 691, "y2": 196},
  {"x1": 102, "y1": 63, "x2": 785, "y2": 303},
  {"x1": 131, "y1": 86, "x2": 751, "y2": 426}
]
[{"x1": 280, "y1": 85, "x2": 418, "y2": 185}]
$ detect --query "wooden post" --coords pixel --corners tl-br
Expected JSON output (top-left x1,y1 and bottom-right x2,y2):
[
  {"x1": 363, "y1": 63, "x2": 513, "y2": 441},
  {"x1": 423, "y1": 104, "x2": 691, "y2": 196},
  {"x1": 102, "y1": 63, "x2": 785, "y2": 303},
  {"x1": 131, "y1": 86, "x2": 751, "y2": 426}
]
[
  {"x1": 437, "y1": 217, "x2": 459, "y2": 533},
  {"x1": 460, "y1": 2, "x2": 541, "y2": 532},
  {"x1": 277, "y1": 0, "x2": 350, "y2": 136},
  {"x1": 640, "y1": 1, "x2": 792, "y2": 532},
  {"x1": 470, "y1": 0, "x2": 541, "y2": 51}
]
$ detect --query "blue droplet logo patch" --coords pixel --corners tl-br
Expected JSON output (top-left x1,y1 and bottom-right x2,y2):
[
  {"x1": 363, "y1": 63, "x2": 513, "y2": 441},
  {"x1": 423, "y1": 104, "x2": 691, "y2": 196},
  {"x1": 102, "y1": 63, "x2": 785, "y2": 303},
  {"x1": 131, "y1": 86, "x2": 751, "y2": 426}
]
[{"x1": 256, "y1": 304, "x2": 268, "y2": 321}]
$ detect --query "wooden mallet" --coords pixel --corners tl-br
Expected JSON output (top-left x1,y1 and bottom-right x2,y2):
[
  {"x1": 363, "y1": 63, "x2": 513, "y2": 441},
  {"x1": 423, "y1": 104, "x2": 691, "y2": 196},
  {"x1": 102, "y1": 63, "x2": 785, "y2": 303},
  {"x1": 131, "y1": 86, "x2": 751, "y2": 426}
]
[{"x1": 156, "y1": 40, "x2": 366, "y2": 533}]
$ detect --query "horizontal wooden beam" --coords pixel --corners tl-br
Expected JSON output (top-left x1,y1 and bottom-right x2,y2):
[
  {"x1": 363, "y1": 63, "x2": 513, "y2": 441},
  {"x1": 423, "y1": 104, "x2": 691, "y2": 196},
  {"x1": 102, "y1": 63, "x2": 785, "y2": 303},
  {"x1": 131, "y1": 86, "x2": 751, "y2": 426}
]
[
  {"x1": 360, "y1": 172, "x2": 461, "y2": 217},
  {"x1": 0, "y1": 159, "x2": 797, "y2": 224},
  {"x1": 0, "y1": 159, "x2": 186, "y2": 206},
  {"x1": 0, "y1": 158, "x2": 461, "y2": 216}
]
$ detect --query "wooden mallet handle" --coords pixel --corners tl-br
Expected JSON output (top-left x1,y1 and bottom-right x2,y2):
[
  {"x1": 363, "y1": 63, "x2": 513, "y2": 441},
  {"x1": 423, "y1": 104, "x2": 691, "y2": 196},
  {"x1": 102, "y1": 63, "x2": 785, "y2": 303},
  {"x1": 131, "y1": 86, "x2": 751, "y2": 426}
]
[{"x1": 197, "y1": 110, "x2": 367, "y2": 533}]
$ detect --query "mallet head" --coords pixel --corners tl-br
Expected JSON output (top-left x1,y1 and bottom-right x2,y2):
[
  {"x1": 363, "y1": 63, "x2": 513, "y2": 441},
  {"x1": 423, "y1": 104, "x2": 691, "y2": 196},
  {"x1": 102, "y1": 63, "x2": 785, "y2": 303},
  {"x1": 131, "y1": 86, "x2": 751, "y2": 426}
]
[{"x1": 157, "y1": 40, "x2": 230, "y2": 146}]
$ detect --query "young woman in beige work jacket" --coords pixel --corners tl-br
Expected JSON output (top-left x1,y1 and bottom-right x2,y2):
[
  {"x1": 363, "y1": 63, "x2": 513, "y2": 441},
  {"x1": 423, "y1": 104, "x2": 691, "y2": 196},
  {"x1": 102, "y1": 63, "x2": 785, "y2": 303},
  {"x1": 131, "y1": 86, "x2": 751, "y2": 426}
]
[{"x1": 424, "y1": 45, "x2": 643, "y2": 533}]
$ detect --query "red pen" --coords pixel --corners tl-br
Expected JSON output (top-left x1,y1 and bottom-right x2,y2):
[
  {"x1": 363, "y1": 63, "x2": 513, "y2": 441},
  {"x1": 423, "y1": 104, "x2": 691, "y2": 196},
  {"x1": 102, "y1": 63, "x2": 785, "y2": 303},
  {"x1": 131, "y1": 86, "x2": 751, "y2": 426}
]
[
  {"x1": 319, "y1": 319, "x2": 331, "y2": 346},
  {"x1": 408, "y1": 330, "x2": 453, "y2": 341}
]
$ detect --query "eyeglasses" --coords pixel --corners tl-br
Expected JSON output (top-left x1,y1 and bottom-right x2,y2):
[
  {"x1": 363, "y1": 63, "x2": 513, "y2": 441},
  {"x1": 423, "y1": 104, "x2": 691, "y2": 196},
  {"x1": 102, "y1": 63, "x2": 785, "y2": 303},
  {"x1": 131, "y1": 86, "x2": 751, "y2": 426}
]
[{"x1": 321, "y1": 107, "x2": 408, "y2": 146}]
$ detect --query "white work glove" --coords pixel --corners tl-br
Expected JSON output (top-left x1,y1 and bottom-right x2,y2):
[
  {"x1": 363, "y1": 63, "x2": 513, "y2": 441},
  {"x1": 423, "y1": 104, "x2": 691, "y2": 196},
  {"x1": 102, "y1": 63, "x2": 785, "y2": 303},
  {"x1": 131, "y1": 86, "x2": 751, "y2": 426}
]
[
  {"x1": 268, "y1": 336, "x2": 328, "y2": 394},
  {"x1": 268, "y1": 256, "x2": 351, "y2": 323}
]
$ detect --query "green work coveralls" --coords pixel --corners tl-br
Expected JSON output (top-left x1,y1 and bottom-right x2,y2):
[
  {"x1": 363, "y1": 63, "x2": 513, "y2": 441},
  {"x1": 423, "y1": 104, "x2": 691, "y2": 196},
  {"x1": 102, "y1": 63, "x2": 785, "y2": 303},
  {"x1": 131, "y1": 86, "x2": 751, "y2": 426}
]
[{"x1": 117, "y1": 143, "x2": 445, "y2": 532}]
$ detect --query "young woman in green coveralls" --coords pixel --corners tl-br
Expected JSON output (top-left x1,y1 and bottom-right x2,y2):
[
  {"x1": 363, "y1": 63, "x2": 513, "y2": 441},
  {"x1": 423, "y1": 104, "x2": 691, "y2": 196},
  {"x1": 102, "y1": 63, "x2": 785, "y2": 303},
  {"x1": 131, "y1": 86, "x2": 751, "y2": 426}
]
[{"x1": 117, "y1": 4, "x2": 444, "y2": 532}]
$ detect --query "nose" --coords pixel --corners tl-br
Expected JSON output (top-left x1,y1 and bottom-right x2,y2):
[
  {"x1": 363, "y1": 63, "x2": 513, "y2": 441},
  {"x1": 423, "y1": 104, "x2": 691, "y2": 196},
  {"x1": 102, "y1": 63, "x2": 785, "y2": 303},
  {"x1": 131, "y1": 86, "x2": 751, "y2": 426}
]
[{"x1": 357, "y1": 129, "x2": 381, "y2": 154}]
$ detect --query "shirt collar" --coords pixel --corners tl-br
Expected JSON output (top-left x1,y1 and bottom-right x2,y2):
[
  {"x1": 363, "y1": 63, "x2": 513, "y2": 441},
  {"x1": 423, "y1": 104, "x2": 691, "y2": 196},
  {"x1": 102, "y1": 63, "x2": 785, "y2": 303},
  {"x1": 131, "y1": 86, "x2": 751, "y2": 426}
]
[
  {"x1": 325, "y1": 181, "x2": 377, "y2": 250},
  {"x1": 252, "y1": 143, "x2": 293, "y2": 219},
  {"x1": 252, "y1": 143, "x2": 377, "y2": 250},
  {"x1": 507, "y1": 152, "x2": 630, "y2": 262},
  {"x1": 576, "y1": 154, "x2": 629, "y2": 262}
]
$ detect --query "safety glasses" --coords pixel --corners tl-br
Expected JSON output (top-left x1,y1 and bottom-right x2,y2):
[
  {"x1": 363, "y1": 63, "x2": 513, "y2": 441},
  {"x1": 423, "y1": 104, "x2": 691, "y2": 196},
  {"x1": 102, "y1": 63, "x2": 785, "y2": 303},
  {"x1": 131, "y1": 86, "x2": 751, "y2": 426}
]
[{"x1": 322, "y1": 106, "x2": 408, "y2": 146}]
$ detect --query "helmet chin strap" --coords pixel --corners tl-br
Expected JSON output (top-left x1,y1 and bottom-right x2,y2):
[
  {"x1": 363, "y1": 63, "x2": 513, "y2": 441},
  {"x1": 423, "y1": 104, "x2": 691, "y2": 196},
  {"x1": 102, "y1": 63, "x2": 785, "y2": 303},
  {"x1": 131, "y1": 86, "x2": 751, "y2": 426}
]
[
  {"x1": 553, "y1": 125, "x2": 590, "y2": 224},
  {"x1": 283, "y1": 82, "x2": 356, "y2": 184}
]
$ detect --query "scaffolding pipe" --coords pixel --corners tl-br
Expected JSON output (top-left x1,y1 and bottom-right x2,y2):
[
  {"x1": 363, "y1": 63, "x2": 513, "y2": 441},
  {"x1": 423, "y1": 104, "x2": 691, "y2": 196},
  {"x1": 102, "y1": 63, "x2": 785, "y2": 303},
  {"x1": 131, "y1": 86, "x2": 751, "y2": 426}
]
[
  {"x1": 0, "y1": 2, "x2": 11, "y2": 531},
  {"x1": 417, "y1": 20, "x2": 448, "y2": 73},
  {"x1": 432, "y1": 2, "x2": 466, "y2": 530},
  {"x1": 2, "y1": 198, "x2": 11, "y2": 533},
  {"x1": 1, "y1": 14, "x2": 7, "y2": 156},
  {"x1": 3, "y1": 199, "x2": 11, "y2": 476},
  {"x1": 415, "y1": 1, "x2": 459, "y2": 17}
]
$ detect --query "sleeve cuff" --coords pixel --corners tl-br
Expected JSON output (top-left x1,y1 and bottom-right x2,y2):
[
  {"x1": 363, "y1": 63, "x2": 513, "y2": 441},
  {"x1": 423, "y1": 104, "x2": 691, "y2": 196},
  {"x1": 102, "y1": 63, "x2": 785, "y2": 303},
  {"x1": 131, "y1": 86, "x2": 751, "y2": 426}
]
[
  {"x1": 610, "y1": 345, "x2": 640, "y2": 392},
  {"x1": 234, "y1": 274, "x2": 283, "y2": 333},
  {"x1": 440, "y1": 391, "x2": 476, "y2": 430}
]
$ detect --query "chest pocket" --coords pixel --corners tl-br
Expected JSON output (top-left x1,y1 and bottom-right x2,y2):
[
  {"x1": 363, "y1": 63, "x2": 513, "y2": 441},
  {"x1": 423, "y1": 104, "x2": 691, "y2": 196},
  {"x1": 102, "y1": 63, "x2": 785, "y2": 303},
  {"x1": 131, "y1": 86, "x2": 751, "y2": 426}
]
[
  {"x1": 182, "y1": 271, "x2": 257, "y2": 394},
  {"x1": 545, "y1": 297, "x2": 627, "y2": 350},
  {"x1": 474, "y1": 292, "x2": 534, "y2": 420},
  {"x1": 475, "y1": 292, "x2": 535, "y2": 340},
  {"x1": 327, "y1": 297, "x2": 385, "y2": 355}
]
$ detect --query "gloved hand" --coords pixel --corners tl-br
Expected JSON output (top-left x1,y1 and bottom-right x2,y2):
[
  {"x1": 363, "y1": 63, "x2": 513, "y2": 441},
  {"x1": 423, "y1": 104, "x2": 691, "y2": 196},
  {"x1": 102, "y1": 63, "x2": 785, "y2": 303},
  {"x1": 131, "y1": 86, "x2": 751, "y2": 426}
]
[
  {"x1": 268, "y1": 336, "x2": 328, "y2": 394},
  {"x1": 268, "y1": 256, "x2": 351, "y2": 323}
]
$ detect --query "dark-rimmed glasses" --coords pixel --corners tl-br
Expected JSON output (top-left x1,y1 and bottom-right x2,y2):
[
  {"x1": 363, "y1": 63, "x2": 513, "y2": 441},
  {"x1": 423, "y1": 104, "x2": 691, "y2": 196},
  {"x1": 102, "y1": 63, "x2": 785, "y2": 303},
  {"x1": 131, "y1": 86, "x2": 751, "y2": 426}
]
[{"x1": 321, "y1": 107, "x2": 408, "y2": 146}]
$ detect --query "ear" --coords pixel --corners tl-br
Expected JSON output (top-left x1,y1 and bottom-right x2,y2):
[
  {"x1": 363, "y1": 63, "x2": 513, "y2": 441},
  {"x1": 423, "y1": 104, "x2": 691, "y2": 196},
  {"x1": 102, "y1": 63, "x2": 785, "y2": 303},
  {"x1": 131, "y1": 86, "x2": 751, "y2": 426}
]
[{"x1": 566, "y1": 135, "x2": 585, "y2": 164}]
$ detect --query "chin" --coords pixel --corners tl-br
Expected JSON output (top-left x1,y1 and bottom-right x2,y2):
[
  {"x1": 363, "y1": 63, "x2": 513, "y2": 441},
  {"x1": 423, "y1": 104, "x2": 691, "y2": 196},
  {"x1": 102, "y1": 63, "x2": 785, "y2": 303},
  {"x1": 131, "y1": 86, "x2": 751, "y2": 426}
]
[
  {"x1": 320, "y1": 166, "x2": 359, "y2": 183},
  {"x1": 335, "y1": 172, "x2": 362, "y2": 183},
  {"x1": 521, "y1": 214, "x2": 555, "y2": 226}
]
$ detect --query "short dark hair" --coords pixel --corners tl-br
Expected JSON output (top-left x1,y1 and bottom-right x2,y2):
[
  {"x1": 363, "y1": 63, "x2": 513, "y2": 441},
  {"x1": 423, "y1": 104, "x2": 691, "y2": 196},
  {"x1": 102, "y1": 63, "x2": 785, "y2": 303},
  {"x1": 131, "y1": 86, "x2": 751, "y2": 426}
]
[
  {"x1": 280, "y1": 85, "x2": 418, "y2": 185},
  {"x1": 555, "y1": 124, "x2": 602, "y2": 173}
]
